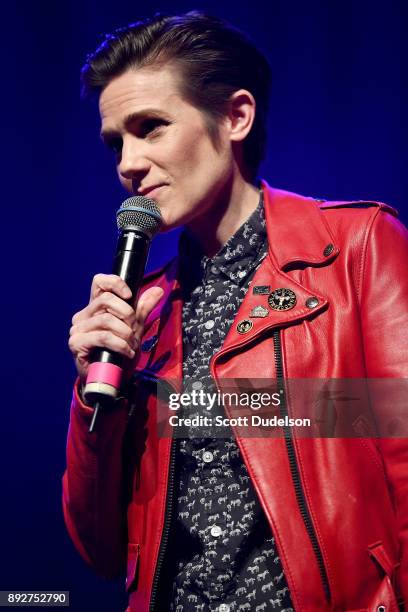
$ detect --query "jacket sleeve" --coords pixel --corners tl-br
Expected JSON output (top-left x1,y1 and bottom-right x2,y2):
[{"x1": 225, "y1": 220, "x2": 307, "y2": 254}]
[
  {"x1": 360, "y1": 207, "x2": 408, "y2": 603},
  {"x1": 62, "y1": 380, "x2": 129, "y2": 577}
]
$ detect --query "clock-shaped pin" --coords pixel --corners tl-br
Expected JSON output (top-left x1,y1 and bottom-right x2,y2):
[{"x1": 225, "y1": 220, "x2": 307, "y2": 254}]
[{"x1": 268, "y1": 288, "x2": 297, "y2": 311}]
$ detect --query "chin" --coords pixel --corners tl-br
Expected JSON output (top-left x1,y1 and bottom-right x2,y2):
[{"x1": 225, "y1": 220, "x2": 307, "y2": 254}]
[
  {"x1": 158, "y1": 217, "x2": 184, "y2": 233},
  {"x1": 158, "y1": 208, "x2": 195, "y2": 232}
]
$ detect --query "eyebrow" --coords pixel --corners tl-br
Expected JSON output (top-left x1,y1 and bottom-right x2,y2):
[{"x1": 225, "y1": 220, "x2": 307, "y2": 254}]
[{"x1": 100, "y1": 109, "x2": 172, "y2": 141}]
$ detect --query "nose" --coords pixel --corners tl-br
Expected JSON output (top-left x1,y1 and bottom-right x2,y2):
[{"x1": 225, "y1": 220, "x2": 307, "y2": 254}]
[{"x1": 117, "y1": 136, "x2": 151, "y2": 181}]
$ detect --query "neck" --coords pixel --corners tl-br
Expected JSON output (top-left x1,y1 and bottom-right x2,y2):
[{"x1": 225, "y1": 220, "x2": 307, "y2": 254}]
[{"x1": 186, "y1": 174, "x2": 260, "y2": 257}]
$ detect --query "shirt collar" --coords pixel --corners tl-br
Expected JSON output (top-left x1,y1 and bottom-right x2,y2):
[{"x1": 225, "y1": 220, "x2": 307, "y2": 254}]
[{"x1": 178, "y1": 190, "x2": 267, "y2": 287}]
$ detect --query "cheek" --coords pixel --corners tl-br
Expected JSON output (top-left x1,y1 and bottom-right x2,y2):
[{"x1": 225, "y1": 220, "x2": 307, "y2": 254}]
[{"x1": 170, "y1": 125, "x2": 215, "y2": 169}]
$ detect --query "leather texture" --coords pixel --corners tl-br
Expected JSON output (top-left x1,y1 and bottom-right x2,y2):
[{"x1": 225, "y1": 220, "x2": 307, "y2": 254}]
[{"x1": 63, "y1": 182, "x2": 408, "y2": 611}]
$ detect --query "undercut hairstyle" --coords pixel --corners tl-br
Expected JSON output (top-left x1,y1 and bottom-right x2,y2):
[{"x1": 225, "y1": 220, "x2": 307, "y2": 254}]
[{"x1": 81, "y1": 12, "x2": 271, "y2": 179}]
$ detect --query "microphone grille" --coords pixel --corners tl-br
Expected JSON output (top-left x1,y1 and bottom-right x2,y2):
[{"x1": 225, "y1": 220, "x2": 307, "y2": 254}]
[{"x1": 116, "y1": 196, "x2": 162, "y2": 238}]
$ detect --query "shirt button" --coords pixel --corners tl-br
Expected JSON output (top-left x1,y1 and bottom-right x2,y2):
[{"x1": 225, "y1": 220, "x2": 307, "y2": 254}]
[
  {"x1": 204, "y1": 320, "x2": 215, "y2": 330},
  {"x1": 218, "y1": 605, "x2": 230, "y2": 612},
  {"x1": 192, "y1": 381, "x2": 203, "y2": 390},
  {"x1": 210, "y1": 525, "x2": 222, "y2": 537},
  {"x1": 203, "y1": 450, "x2": 214, "y2": 463},
  {"x1": 211, "y1": 265, "x2": 218, "y2": 274}
]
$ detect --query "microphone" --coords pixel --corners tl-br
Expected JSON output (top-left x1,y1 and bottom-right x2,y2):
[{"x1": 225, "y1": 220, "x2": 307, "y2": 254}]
[{"x1": 84, "y1": 195, "x2": 162, "y2": 432}]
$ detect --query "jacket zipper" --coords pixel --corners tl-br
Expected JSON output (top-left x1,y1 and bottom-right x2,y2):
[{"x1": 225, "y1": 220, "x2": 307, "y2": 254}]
[
  {"x1": 131, "y1": 371, "x2": 177, "y2": 612},
  {"x1": 146, "y1": 329, "x2": 332, "y2": 607},
  {"x1": 273, "y1": 328, "x2": 331, "y2": 602},
  {"x1": 149, "y1": 437, "x2": 176, "y2": 612}
]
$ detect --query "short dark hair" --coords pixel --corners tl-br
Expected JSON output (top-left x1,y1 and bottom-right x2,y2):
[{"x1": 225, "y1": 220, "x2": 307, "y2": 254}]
[{"x1": 81, "y1": 12, "x2": 271, "y2": 179}]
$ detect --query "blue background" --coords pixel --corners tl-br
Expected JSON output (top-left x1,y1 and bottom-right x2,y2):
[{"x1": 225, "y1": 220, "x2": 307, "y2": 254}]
[{"x1": 0, "y1": 1, "x2": 406, "y2": 610}]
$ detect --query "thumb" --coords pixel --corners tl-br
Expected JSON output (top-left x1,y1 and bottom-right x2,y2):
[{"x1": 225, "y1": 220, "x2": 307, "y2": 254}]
[{"x1": 134, "y1": 286, "x2": 164, "y2": 330}]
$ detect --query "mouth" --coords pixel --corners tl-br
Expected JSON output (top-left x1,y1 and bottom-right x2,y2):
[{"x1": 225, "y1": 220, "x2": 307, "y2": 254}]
[{"x1": 137, "y1": 184, "x2": 166, "y2": 199}]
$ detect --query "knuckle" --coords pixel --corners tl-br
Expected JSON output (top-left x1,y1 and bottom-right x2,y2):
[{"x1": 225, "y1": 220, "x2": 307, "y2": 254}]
[
  {"x1": 101, "y1": 312, "x2": 113, "y2": 326},
  {"x1": 125, "y1": 308, "x2": 135, "y2": 321},
  {"x1": 68, "y1": 335, "x2": 80, "y2": 354},
  {"x1": 71, "y1": 312, "x2": 80, "y2": 325},
  {"x1": 107, "y1": 274, "x2": 123, "y2": 290},
  {"x1": 105, "y1": 292, "x2": 115, "y2": 304},
  {"x1": 100, "y1": 292, "x2": 110, "y2": 304},
  {"x1": 96, "y1": 292, "x2": 114, "y2": 309},
  {"x1": 118, "y1": 338, "x2": 128, "y2": 351},
  {"x1": 100, "y1": 330, "x2": 112, "y2": 345}
]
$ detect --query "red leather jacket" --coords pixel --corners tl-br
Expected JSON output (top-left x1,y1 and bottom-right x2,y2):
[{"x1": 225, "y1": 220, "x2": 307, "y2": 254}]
[{"x1": 63, "y1": 183, "x2": 408, "y2": 611}]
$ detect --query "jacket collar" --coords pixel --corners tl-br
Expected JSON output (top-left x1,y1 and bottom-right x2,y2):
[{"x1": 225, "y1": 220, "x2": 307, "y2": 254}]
[
  {"x1": 262, "y1": 181, "x2": 339, "y2": 268},
  {"x1": 211, "y1": 182, "x2": 336, "y2": 362}
]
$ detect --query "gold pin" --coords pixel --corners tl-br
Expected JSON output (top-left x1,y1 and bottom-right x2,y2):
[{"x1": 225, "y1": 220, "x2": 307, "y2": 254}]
[
  {"x1": 268, "y1": 288, "x2": 297, "y2": 311},
  {"x1": 237, "y1": 319, "x2": 253, "y2": 334}
]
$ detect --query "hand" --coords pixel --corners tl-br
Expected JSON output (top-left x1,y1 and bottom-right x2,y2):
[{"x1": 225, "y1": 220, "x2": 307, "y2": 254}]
[{"x1": 69, "y1": 273, "x2": 164, "y2": 386}]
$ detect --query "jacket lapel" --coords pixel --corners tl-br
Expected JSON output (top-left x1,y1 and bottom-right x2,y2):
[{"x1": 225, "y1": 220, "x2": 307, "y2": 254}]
[
  {"x1": 263, "y1": 182, "x2": 339, "y2": 269},
  {"x1": 212, "y1": 182, "x2": 337, "y2": 361}
]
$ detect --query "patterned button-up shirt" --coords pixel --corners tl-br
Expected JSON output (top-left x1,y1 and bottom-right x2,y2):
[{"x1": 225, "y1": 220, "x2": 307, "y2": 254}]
[{"x1": 162, "y1": 193, "x2": 293, "y2": 612}]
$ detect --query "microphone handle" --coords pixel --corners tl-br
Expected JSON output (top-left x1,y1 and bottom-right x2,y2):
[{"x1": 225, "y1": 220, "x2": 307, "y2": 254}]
[
  {"x1": 113, "y1": 229, "x2": 151, "y2": 294},
  {"x1": 84, "y1": 229, "x2": 150, "y2": 419}
]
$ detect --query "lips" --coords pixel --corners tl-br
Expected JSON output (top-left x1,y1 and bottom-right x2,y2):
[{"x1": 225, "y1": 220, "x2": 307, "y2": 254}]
[{"x1": 138, "y1": 184, "x2": 166, "y2": 197}]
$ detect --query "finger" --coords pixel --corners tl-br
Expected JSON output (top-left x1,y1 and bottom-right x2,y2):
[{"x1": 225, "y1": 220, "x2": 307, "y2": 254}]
[
  {"x1": 74, "y1": 292, "x2": 137, "y2": 326},
  {"x1": 90, "y1": 273, "x2": 132, "y2": 302},
  {"x1": 134, "y1": 287, "x2": 164, "y2": 335},
  {"x1": 70, "y1": 313, "x2": 137, "y2": 349},
  {"x1": 69, "y1": 330, "x2": 136, "y2": 360}
]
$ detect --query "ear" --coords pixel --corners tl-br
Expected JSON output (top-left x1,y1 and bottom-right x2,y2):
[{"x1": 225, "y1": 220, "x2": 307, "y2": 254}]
[{"x1": 226, "y1": 89, "x2": 256, "y2": 143}]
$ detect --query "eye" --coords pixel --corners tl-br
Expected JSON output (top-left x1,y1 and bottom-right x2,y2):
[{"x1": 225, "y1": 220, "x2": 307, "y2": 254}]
[
  {"x1": 105, "y1": 137, "x2": 123, "y2": 154},
  {"x1": 140, "y1": 118, "x2": 168, "y2": 138}
]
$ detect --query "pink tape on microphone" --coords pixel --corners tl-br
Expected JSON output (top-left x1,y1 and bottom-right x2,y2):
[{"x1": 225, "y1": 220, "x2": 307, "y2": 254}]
[{"x1": 86, "y1": 362, "x2": 122, "y2": 388}]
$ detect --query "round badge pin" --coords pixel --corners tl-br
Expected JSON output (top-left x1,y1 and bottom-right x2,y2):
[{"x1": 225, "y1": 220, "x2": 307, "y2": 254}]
[
  {"x1": 268, "y1": 288, "x2": 297, "y2": 311},
  {"x1": 237, "y1": 319, "x2": 253, "y2": 334}
]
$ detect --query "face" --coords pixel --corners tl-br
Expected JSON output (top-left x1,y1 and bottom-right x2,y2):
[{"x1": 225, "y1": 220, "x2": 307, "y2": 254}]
[{"x1": 99, "y1": 64, "x2": 235, "y2": 231}]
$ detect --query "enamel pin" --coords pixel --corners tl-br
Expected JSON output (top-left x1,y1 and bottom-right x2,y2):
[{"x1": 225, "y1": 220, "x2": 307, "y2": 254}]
[
  {"x1": 250, "y1": 305, "x2": 269, "y2": 318},
  {"x1": 268, "y1": 288, "x2": 297, "y2": 311},
  {"x1": 237, "y1": 319, "x2": 253, "y2": 334},
  {"x1": 253, "y1": 285, "x2": 270, "y2": 295}
]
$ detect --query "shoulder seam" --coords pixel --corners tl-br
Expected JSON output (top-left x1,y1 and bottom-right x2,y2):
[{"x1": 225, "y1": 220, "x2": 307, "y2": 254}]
[
  {"x1": 357, "y1": 207, "x2": 381, "y2": 306},
  {"x1": 318, "y1": 200, "x2": 398, "y2": 217}
]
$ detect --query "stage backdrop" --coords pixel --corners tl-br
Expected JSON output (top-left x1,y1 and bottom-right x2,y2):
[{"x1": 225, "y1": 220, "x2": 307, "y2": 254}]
[{"x1": 0, "y1": 1, "x2": 406, "y2": 610}]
